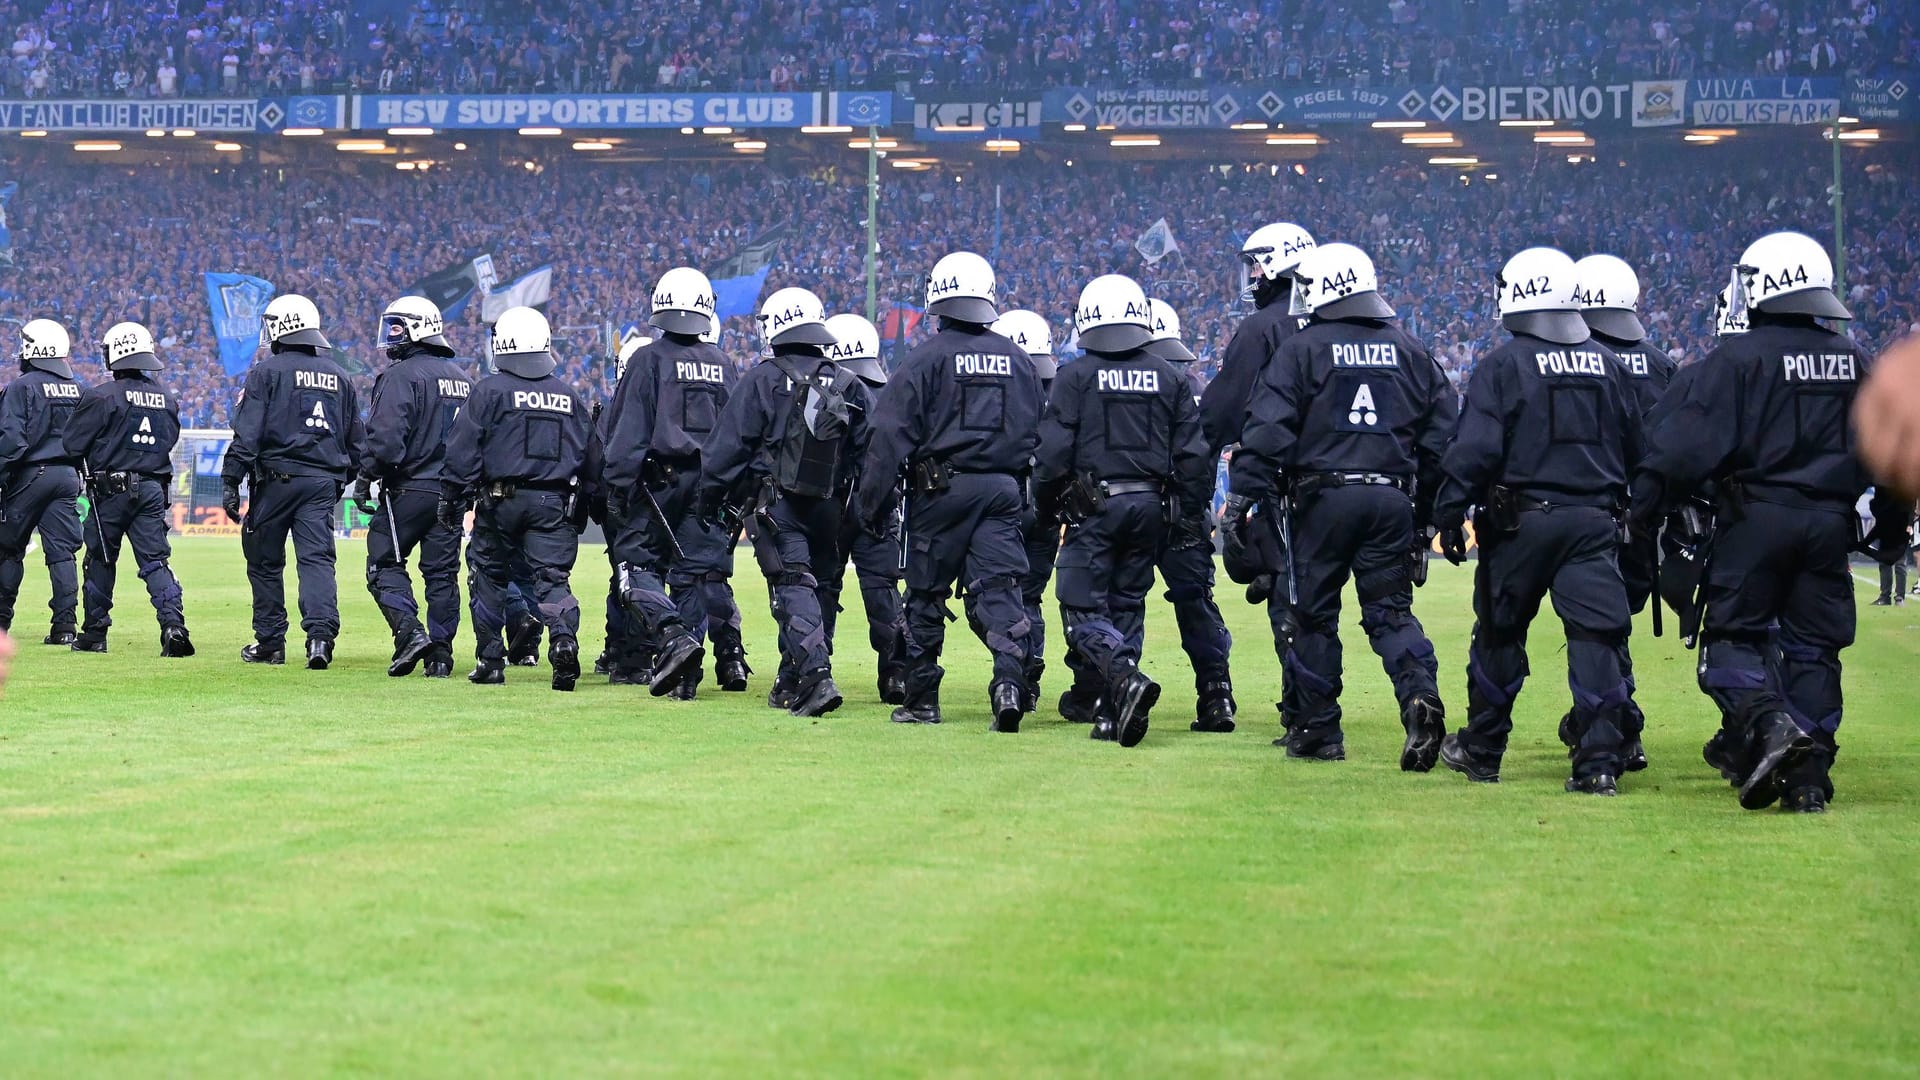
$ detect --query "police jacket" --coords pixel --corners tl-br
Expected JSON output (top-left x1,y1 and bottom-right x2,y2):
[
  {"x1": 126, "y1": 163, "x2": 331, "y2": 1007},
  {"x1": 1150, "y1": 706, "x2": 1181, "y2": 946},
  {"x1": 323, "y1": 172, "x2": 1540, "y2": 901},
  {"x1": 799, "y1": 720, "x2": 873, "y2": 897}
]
[
  {"x1": 361, "y1": 348, "x2": 472, "y2": 488},
  {"x1": 1198, "y1": 299, "x2": 1307, "y2": 455},
  {"x1": 443, "y1": 370, "x2": 599, "y2": 491},
  {"x1": 1632, "y1": 313, "x2": 1869, "y2": 512},
  {"x1": 1230, "y1": 316, "x2": 1458, "y2": 508},
  {"x1": 1433, "y1": 331, "x2": 1642, "y2": 524},
  {"x1": 0, "y1": 367, "x2": 83, "y2": 469},
  {"x1": 63, "y1": 372, "x2": 180, "y2": 477},
  {"x1": 857, "y1": 320, "x2": 1040, "y2": 513},
  {"x1": 700, "y1": 347, "x2": 872, "y2": 505},
  {"x1": 1594, "y1": 330, "x2": 1676, "y2": 419},
  {"x1": 223, "y1": 348, "x2": 365, "y2": 484},
  {"x1": 601, "y1": 333, "x2": 735, "y2": 492},
  {"x1": 1036, "y1": 346, "x2": 1210, "y2": 515}
]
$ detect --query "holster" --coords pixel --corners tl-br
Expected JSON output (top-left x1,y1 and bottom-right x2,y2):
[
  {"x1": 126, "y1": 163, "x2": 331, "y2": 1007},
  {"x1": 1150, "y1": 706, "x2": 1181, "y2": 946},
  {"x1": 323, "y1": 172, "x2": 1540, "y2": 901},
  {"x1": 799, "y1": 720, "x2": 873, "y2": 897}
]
[
  {"x1": 908, "y1": 458, "x2": 951, "y2": 495},
  {"x1": 1479, "y1": 484, "x2": 1522, "y2": 535},
  {"x1": 98, "y1": 471, "x2": 135, "y2": 496},
  {"x1": 1061, "y1": 471, "x2": 1106, "y2": 524},
  {"x1": 486, "y1": 480, "x2": 518, "y2": 502}
]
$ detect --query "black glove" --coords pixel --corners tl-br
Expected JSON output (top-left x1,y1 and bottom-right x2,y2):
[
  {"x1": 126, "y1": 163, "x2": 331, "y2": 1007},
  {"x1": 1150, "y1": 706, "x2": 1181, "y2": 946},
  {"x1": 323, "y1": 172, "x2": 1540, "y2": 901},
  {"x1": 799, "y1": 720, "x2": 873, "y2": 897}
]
[
  {"x1": 349, "y1": 477, "x2": 377, "y2": 516},
  {"x1": 1864, "y1": 491, "x2": 1914, "y2": 565},
  {"x1": 221, "y1": 480, "x2": 243, "y2": 524},
  {"x1": 436, "y1": 496, "x2": 466, "y2": 531},
  {"x1": 695, "y1": 487, "x2": 726, "y2": 530},
  {"x1": 1439, "y1": 522, "x2": 1468, "y2": 565},
  {"x1": 1170, "y1": 511, "x2": 1210, "y2": 550},
  {"x1": 606, "y1": 489, "x2": 630, "y2": 521},
  {"x1": 1219, "y1": 495, "x2": 1253, "y2": 573}
]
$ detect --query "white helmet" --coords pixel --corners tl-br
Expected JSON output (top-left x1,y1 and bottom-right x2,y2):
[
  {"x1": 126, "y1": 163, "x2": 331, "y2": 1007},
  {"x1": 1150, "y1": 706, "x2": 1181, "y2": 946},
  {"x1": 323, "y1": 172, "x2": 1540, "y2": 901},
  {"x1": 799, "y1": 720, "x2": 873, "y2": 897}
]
[
  {"x1": 101, "y1": 320, "x2": 160, "y2": 372},
  {"x1": 991, "y1": 309, "x2": 1055, "y2": 380},
  {"x1": 1240, "y1": 222, "x2": 1316, "y2": 303},
  {"x1": 1736, "y1": 230, "x2": 1849, "y2": 320},
  {"x1": 1144, "y1": 299, "x2": 1196, "y2": 362},
  {"x1": 650, "y1": 266, "x2": 718, "y2": 336},
  {"x1": 261, "y1": 293, "x2": 330, "y2": 352},
  {"x1": 491, "y1": 305, "x2": 555, "y2": 378},
  {"x1": 1573, "y1": 254, "x2": 1645, "y2": 342},
  {"x1": 924, "y1": 251, "x2": 998, "y2": 324},
  {"x1": 17, "y1": 318, "x2": 73, "y2": 377},
  {"x1": 1074, "y1": 274, "x2": 1154, "y2": 354},
  {"x1": 699, "y1": 320, "x2": 721, "y2": 346},
  {"x1": 825, "y1": 312, "x2": 886, "y2": 386},
  {"x1": 1714, "y1": 284, "x2": 1749, "y2": 338},
  {"x1": 381, "y1": 294, "x2": 452, "y2": 356},
  {"x1": 1496, "y1": 247, "x2": 1587, "y2": 345},
  {"x1": 757, "y1": 286, "x2": 838, "y2": 350},
  {"x1": 615, "y1": 333, "x2": 652, "y2": 382},
  {"x1": 1291, "y1": 242, "x2": 1395, "y2": 320}
]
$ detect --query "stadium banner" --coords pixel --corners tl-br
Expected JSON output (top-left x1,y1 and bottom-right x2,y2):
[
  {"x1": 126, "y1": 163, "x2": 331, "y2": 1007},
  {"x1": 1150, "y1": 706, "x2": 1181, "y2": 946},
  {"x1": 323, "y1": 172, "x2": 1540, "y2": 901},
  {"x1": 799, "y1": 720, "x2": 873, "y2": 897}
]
[
  {"x1": 0, "y1": 99, "x2": 265, "y2": 132},
  {"x1": 1847, "y1": 75, "x2": 1915, "y2": 122},
  {"x1": 352, "y1": 92, "x2": 840, "y2": 130},
  {"x1": 1630, "y1": 81, "x2": 1687, "y2": 126},
  {"x1": 1045, "y1": 87, "x2": 1250, "y2": 128},
  {"x1": 203, "y1": 272, "x2": 274, "y2": 376},
  {"x1": 826, "y1": 91, "x2": 892, "y2": 128},
  {"x1": 258, "y1": 95, "x2": 348, "y2": 132},
  {"x1": 1689, "y1": 77, "x2": 1841, "y2": 125},
  {"x1": 913, "y1": 96, "x2": 1044, "y2": 140},
  {"x1": 1250, "y1": 86, "x2": 1397, "y2": 125},
  {"x1": 1384, "y1": 83, "x2": 1636, "y2": 125}
]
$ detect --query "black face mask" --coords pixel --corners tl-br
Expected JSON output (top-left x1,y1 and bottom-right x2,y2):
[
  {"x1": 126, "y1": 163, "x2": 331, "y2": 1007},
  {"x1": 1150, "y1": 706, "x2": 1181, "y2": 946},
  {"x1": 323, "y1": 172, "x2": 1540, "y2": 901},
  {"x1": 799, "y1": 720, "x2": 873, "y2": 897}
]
[{"x1": 1250, "y1": 275, "x2": 1291, "y2": 311}]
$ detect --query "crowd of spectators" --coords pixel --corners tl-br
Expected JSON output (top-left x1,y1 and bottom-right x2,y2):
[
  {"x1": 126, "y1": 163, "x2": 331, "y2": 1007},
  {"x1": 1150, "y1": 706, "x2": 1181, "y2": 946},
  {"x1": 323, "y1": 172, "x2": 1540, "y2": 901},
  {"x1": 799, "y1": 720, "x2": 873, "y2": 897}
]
[
  {"x1": 0, "y1": 0, "x2": 1911, "y2": 100},
  {"x1": 0, "y1": 140, "x2": 1912, "y2": 428}
]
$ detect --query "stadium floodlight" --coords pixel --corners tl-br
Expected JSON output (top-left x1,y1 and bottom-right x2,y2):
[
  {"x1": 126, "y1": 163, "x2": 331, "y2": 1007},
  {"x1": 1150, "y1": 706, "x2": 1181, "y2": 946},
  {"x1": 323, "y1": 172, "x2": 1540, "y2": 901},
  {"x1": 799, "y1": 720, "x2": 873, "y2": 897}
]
[
  {"x1": 1062, "y1": 123, "x2": 1087, "y2": 132},
  {"x1": 801, "y1": 125, "x2": 853, "y2": 134},
  {"x1": 984, "y1": 139, "x2": 1020, "y2": 152},
  {"x1": 1838, "y1": 116, "x2": 1861, "y2": 124},
  {"x1": 388, "y1": 127, "x2": 434, "y2": 136},
  {"x1": 336, "y1": 140, "x2": 388, "y2": 152},
  {"x1": 1110, "y1": 135, "x2": 1161, "y2": 147},
  {"x1": 1832, "y1": 129, "x2": 1880, "y2": 141},
  {"x1": 1402, "y1": 133, "x2": 1457, "y2": 145},
  {"x1": 171, "y1": 129, "x2": 195, "y2": 137},
  {"x1": 213, "y1": 142, "x2": 242, "y2": 152},
  {"x1": 732, "y1": 140, "x2": 767, "y2": 151},
  {"x1": 1427, "y1": 155, "x2": 1479, "y2": 166},
  {"x1": 19, "y1": 130, "x2": 46, "y2": 137},
  {"x1": 1684, "y1": 134, "x2": 1721, "y2": 143},
  {"x1": 280, "y1": 127, "x2": 324, "y2": 136},
  {"x1": 73, "y1": 142, "x2": 121, "y2": 152},
  {"x1": 1266, "y1": 134, "x2": 1320, "y2": 146},
  {"x1": 848, "y1": 138, "x2": 898, "y2": 149},
  {"x1": 889, "y1": 159, "x2": 930, "y2": 169},
  {"x1": 396, "y1": 162, "x2": 416, "y2": 170},
  {"x1": 572, "y1": 140, "x2": 613, "y2": 151},
  {"x1": 519, "y1": 127, "x2": 563, "y2": 136},
  {"x1": 1499, "y1": 119, "x2": 1554, "y2": 127},
  {"x1": 454, "y1": 142, "x2": 468, "y2": 151},
  {"x1": 702, "y1": 126, "x2": 733, "y2": 135},
  {"x1": 1371, "y1": 120, "x2": 1426, "y2": 129},
  {"x1": 1231, "y1": 122, "x2": 1271, "y2": 130},
  {"x1": 145, "y1": 129, "x2": 165, "y2": 137},
  {"x1": 679, "y1": 127, "x2": 695, "y2": 135}
]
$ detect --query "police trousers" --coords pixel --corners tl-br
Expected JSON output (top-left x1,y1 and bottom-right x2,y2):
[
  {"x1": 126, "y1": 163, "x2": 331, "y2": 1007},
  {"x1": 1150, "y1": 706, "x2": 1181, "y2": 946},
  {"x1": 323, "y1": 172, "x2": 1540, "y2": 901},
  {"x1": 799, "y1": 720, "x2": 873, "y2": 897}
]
[
  {"x1": 749, "y1": 490, "x2": 842, "y2": 682},
  {"x1": 242, "y1": 473, "x2": 342, "y2": 643},
  {"x1": 0, "y1": 463, "x2": 81, "y2": 632},
  {"x1": 79, "y1": 477, "x2": 184, "y2": 639},
  {"x1": 1696, "y1": 499, "x2": 1854, "y2": 794},
  {"x1": 611, "y1": 464, "x2": 742, "y2": 673},
  {"x1": 1055, "y1": 491, "x2": 1164, "y2": 691},
  {"x1": 902, "y1": 472, "x2": 1031, "y2": 699},
  {"x1": 1459, "y1": 505, "x2": 1635, "y2": 779},
  {"x1": 366, "y1": 486, "x2": 462, "y2": 645},
  {"x1": 467, "y1": 489, "x2": 580, "y2": 662},
  {"x1": 831, "y1": 497, "x2": 907, "y2": 680},
  {"x1": 1282, "y1": 485, "x2": 1438, "y2": 754},
  {"x1": 968, "y1": 505, "x2": 1053, "y2": 688}
]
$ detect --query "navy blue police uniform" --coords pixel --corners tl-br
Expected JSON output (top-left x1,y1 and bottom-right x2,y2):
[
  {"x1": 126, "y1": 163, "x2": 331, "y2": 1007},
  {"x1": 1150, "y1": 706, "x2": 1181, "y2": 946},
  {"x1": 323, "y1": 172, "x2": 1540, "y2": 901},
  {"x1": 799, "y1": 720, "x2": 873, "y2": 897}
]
[
  {"x1": 1231, "y1": 314, "x2": 1458, "y2": 766},
  {"x1": 0, "y1": 364, "x2": 83, "y2": 637},
  {"x1": 832, "y1": 367, "x2": 910, "y2": 706}
]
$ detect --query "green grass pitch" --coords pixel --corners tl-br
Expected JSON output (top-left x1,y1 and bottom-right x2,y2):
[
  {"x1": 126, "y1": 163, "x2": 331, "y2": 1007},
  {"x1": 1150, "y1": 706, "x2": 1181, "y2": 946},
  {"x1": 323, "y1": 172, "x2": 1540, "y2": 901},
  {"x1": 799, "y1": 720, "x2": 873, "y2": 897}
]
[{"x1": 0, "y1": 537, "x2": 1915, "y2": 1075}]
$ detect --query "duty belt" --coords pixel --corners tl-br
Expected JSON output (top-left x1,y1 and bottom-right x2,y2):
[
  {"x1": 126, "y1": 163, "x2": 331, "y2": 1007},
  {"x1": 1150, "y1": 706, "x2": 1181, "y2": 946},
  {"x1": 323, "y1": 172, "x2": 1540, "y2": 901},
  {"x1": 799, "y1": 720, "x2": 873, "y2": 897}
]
[
  {"x1": 1099, "y1": 479, "x2": 1165, "y2": 497},
  {"x1": 489, "y1": 479, "x2": 573, "y2": 498},
  {"x1": 96, "y1": 471, "x2": 165, "y2": 495},
  {"x1": 1296, "y1": 472, "x2": 1411, "y2": 497}
]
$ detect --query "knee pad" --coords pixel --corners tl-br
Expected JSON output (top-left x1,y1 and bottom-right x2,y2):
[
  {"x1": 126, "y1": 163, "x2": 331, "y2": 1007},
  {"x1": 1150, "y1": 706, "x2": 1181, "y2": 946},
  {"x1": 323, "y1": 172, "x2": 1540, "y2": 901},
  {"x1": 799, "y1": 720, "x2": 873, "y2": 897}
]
[
  {"x1": 967, "y1": 574, "x2": 1022, "y2": 597},
  {"x1": 1353, "y1": 563, "x2": 1408, "y2": 605},
  {"x1": 136, "y1": 557, "x2": 170, "y2": 580},
  {"x1": 1565, "y1": 624, "x2": 1628, "y2": 648},
  {"x1": 1777, "y1": 638, "x2": 1827, "y2": 665},
  {"x1": 773, "y1": 570, "x2": 818, "y2": 590},
  {"x1": 1163, "y1": 580, "x2": 1212, "y2": 605}
]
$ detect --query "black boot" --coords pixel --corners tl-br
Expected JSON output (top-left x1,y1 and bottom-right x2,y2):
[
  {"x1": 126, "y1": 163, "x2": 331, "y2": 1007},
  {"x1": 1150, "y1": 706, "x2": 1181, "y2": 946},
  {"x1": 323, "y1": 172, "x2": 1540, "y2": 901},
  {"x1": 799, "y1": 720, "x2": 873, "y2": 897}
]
[
  {"x1": 790, "y1": 670, "x2": 844, "y2": 717},
  {"x1": 550, "y1": 635, "x2": 581, "y2": 692},
  {"x1": 1190, "y1": 678, "x2": 1236, "y2": 733},
  {"x1": 305, "y1": 637, "x2": 334, "y2": 671},
  {"x1": 1110, "y1": 668, "x2": 1159, "y2": 749},
  {"x1": 71, "y1": 634, "x2": 108, "y2": 654},
  {"x1": 592, "y1": 650, "x2": 614, "y2": 676},
  {"x1": 1739, "y1": 712, "x2": 1814, "y2": 811},
  {"x1": 1399, "y1": 693, "x2": 1446, "y2": 772},
  {"x1": 241, "y1": 640, "x2": 285, "y2": 665},
  {"x1": 715, "y1": 649, "x2": 751, "y2": 692},
  {"x1": 878, "y1": 666, "x2": 907, "y2": 706},
  {"x1": 767, "y1": 671, "x2": 799, "y2": 710},
  {"x1": 422, "y1": 641, "x2": 454, "y2": 679},
  {"x1": 1439, "y1": 732, "x2": 1499, "y2": 783},
  {"x1": 1058, "y1": 684, "x2": 1102, "y2": 724},
  {"x1": 1090, "y1": 698, "x2": 1118, "y2": 742},
  {"x1": 1020, "y1": 658, "x2": 1045, "y2": 715},
  {"x1": 648, "y1": 633, "x2": 705, "y2": 698},
  {"x1": 388, "y1": 627, "x2": 431, "y2": 677},
  {"x1": 42, "y1": 624, "x2": 76, "y2": 646},
  {"x1": 989, "y1": 680, "x2": 1023, "y2": 733},
  {"x1": 890, "y1": 664, "x2": 943, "y2": 725},
  {"x1": 468, "y1": 657, "x2": 505, "y2": 684},
  {"x1": 159, "y1": 624, "x2": 194, "y2": 658},
  {"x1": 506, "y1": 614, "x2": 542, "y2": 666},
  {"x1": 1565, "y1": 773, "x2": 1619, "y2": 796}
]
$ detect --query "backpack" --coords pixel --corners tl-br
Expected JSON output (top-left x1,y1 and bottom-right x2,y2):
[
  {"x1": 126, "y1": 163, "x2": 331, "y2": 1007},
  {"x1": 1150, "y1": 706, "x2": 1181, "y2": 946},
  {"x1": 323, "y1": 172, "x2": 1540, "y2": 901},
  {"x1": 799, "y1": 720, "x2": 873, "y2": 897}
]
[{"x1": 770, "y1": 355, "x2": 858, "y2": 498}]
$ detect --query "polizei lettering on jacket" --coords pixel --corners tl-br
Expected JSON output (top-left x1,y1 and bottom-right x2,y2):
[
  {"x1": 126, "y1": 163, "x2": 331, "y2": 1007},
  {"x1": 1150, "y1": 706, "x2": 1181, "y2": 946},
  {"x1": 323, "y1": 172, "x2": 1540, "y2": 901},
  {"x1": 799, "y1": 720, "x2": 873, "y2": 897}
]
[
  {"x1": 675, "y1": 361, "x2": 726, "y2": 384},
  {"x1": 1535, "y1": 350, "x2": 1608, "y2": 376},
  {"x1": 1097, "y1": 368, "x2": 1161, "y2": 393},
  {"x1": 512, "y1": 390, "x2": 575, "y2": 413},
  {"x1": 1332, "y1": 343, "x2": 1399, "y2": 368},
  {"x1": 1617, "y1": 350, "x2": 1651, "y2": 376},
  {"x1": 1781, "y1": 353, "x2": 1856, "y2": 382},
  {"x1": 123, "y1": 390, "x2": 168, "y2": 409},
  {"x1": 41, "y1": 381, "x2": 80, "y2": 399},
  {"x1": 954, "y1": 353, "x2": 1012, "y2": 377},
  {"x1": 438, "y1": 378, "x2": 472, "y2": 398},
  {"x1": 294, "y1": 370, "x2": 340, "y2": 391}
]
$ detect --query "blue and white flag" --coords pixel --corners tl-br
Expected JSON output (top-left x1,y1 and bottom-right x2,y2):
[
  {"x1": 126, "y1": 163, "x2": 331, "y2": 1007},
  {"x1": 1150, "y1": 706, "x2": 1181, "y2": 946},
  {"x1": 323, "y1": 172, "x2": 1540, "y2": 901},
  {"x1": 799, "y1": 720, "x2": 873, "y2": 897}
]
[
  {"x1": 480, "y1": 264, "x2": 553, "y2": 323},
  {"x1": 0, "y1": 182, "x2": 16, "y2": 265},
  {"x1": 204, "y1": 272, "x2": 274, "y2": 375},
  {"x1": 712, "y1": 265, "x2": 772, "y2": 323}
]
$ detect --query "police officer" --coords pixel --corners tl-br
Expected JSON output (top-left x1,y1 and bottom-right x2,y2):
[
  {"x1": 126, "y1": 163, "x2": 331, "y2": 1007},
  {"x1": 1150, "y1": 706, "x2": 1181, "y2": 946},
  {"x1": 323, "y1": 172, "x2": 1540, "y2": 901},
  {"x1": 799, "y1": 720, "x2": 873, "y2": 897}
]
[
  {"x1": 0, "y1": 318, "x2": 83, "y2": 643},
  {"x1": 1565, "y1": 254, "x2": 1677, "y2": 770},
  {"x1": 443, "y1": 306, "x2": 599, "y2": 690},
  {"x1": 1035, "y1": 275, "x2": 1209, "y2": 747},
  {"x1": 355, "y1": 295, "x2": 472, "y2": 679},
  {"x1": 699, "y1": 287, "x2": 870, "y2": 718},
  {"x1": 61, "y1": 322, "x2": 191, "y2": 656},
  {"x1": 1227, "y1": 245, "x2": 1456, "y2": 766},
  {"x1": 223, "y1": 294, "x2": 364, "y2": 669},
  {"x1": 600, "y1": 267, "x2": 732, "y2": 699},
  {"x1": 598, "y1": 333, "x2": 653, "y2": 682},
  {"x1": 1199, "y1": 223, "x2": 1315, "y2": 603},
  {"x1": 825, "y1": 312, "x2": 909, "y2": 704},
  {"x1": 1629, "y1": 231, "x2": 1894, "y2": 812},
  {"x1": 1432, "y1": 247, "x2": 1644, "y2": 795},
  {"x1": 858, "y1": 251, "x2": 1041, "y2": 730},
  {"x1": 986, "y1": 307, "x2": 1055, "y2": 716}
]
